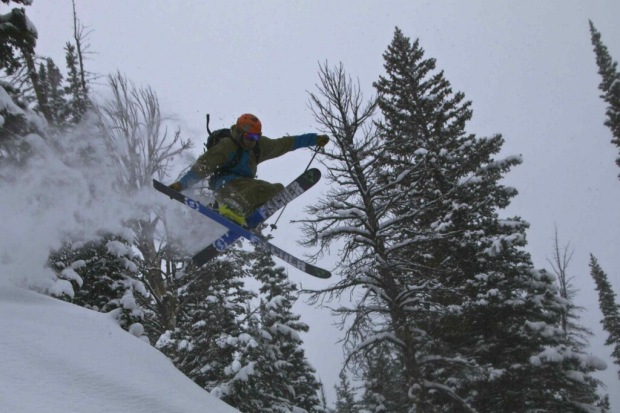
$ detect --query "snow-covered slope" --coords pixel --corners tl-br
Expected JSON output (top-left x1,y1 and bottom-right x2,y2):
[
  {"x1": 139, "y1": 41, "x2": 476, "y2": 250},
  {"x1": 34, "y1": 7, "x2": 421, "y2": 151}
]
[{"x1": 0, "y1": 285, "x2": 239, "y2": 413}]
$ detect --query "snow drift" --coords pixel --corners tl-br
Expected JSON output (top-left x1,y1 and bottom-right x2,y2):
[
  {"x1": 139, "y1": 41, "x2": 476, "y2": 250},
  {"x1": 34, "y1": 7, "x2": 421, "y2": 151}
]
[{"x1": 0, "y1": 284, "x2": 240, "y2": 413}]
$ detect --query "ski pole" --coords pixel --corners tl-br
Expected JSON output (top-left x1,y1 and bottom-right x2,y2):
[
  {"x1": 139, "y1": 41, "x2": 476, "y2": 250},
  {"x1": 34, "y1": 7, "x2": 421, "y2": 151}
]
[{"x1": 270, "y1": 146, "x2": 322, "y2": 231}]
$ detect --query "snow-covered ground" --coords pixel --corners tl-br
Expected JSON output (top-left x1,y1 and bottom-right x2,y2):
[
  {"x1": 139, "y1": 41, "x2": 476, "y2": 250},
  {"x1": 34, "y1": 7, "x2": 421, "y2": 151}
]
[{"x1": 0, "y1": 284, "x2": 239, "y2": 413}]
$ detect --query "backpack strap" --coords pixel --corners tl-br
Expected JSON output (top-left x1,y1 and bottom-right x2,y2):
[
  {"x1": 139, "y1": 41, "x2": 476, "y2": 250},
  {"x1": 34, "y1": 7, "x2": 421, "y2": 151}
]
[{"x1": 208, "y1": 138, "x2": 261, "y2": 189}]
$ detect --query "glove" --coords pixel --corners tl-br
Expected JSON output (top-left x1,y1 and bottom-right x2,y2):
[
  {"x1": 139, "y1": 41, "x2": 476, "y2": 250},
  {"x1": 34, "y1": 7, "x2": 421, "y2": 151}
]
[
  {"x1": 316, "y1": 135, "x2": 329, "y2": 147},
  {"x1": 169, "y1": 181, "x2": 183, "y2": 192}
]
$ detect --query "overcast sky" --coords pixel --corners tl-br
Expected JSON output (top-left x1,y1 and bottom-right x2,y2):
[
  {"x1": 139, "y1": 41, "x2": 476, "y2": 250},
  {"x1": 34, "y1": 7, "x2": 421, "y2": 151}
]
[{"x1": 19, "y1": 0, "x2": 620, "y2": 408}]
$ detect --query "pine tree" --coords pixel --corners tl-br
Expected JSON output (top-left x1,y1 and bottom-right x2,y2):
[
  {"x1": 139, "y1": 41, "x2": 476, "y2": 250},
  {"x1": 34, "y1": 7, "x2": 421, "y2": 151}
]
[
  {"x1": 304, "y1": 28, "x2": 605, "y2": 412},
  {"x1": 48, "y1": 233, "x2": 148, "y2": 335},
  {"x1": 0, "y1": 81, "x2": 42, "y2": 163},
  {"x1": 1, "y1": 5, "x2": 52, "y2": 123},
  {"x1": 37, "y1": 58, "x2": 70, "y2": 127},
  {"x1": 305, "y1": 58, "x2": 478, "y2": 412},
  {"x1": 64, "y1": 42, "x2": 89, "y2": 124},
  {"x1": 334, "y1": 370, "x2": 360, "y2": 413},
  {"x1": 1, "y1": 2, "x2": 44, "y2": 163},
  {"x1": 373, "y1": 27, "x2": 605, "y2": 412},
  {"x1": 359, "y1": 346, "x2": 408, "y2": 413},
  {"x1": 0, "y1": 3, "x2": 37, "y2": 77},
  {"x1": 222, "y1": 245, "x2": 322, "y2": 412},
  {"x1": 156, "y1": 253, "x2": 255, "y2": 395},
  {"x1": 589, "y1": 254, "x2": 620, "y2": 379},
  {"x1": 589, "y1": 20, "x2": 620, "y2": 179},
  {"x1": 258, "y1": 251, "x2": 321, "y2": 412}
]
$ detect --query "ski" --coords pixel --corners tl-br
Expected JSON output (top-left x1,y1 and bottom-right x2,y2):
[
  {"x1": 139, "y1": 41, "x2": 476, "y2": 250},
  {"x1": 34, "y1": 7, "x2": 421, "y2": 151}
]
[
  {"x1": 153, "y1": 177, "x2": 330, "y2": 279},
  {"x1": 192, "y1": 168, "x2": 321, "y2": 266}
]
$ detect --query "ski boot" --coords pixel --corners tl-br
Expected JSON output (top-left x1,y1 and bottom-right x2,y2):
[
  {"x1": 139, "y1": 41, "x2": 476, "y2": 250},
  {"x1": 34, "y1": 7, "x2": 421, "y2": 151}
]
[{"x1": 217, "y1": 203, "x2": 248, "y2": 227}]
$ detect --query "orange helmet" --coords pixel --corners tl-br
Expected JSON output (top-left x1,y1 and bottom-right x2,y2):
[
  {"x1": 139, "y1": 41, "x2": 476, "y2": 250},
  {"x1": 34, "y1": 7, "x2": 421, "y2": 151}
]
[{"x1": 236, "y1": 113, "x2": 262, "y2": 135}]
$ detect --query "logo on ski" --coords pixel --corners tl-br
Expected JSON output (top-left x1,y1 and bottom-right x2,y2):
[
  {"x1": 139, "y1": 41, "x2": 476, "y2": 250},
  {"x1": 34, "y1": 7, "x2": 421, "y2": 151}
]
[
  {"x1": 214, "y1": 239, "x2": 228, "y2": 251},
  {"x1": 261, "y1": 182, "x2": 305, "y2": 216},
  {"x1": 185, "y1": 198, "x2": 199, "y2": 210}
]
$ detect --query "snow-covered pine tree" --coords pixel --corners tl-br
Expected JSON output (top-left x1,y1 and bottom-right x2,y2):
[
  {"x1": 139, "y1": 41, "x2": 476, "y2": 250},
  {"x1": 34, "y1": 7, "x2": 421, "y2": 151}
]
[
  {"x1": 1, "y1": 3, "x2": 44, "y2": 163},
  {"x1": 0, "y1": 2, "x2": 37, "y2": 77},
  {"x1": 334, "y1": 370, "x2": 360, "y2": 413},
  {"x1": 359, "y1": 344, "x2": 408, "y2": 413},
  {"x1": 223, "y1": 244, "x2": 322, "y2": 412},
  {"x1": 304, "y1": 28, "x2": 605, "y2": 412},
  {"x1": 589, "y1": 254, "x2": 620, "y2": 379},
  {"x1": 304, "y1": 60, "x2": 447, "y2": 411},
  {"x1": 64, "y1": 42, "x2": 89, "y2": 124},
  {"x1": 256, "y1": 252, "x2": 322, "y2": 412},
  {"x1": 589, "y1": 20, "x2": 620, "y2": 179},
  {"x1": 0, "y1": 3, "x2": 51, "y2": 123},
  {"x1": 0, "y1": 80, "x2": 43, "y2": 163},
  {"x1": 49, "y1": 233, "x2": 148, "y2": 335},
  {"x1": 373, "y1": 27, "x2": 605, "y2": 412},
  {"x1": 156, "y1": 251, "x2": 255, "y2": 396},
  {"x1": 544, "y1": 231, "x2": 607, "y2": 409},
  {"x1": 303, "y1": 60, "x2": 455, "y2": 411},
  {"x1": 36, "y1": 58, "x2": 70, "y2": 128}
]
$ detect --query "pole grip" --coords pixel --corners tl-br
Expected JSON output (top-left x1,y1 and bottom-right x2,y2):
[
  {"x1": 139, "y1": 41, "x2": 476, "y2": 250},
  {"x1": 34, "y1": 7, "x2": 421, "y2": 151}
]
[{"x1": 206, "y1": 113, "x2": 212, "y2": 135}]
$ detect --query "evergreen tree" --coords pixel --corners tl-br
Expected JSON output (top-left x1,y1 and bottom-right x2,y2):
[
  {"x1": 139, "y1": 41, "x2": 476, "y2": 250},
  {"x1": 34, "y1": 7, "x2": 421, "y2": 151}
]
[
  {"x1": 589, "y1": 20, "x2": 620, "y2": 179},
  {"x1": 257, "y1": 252, "x2": 321, "y2": 412},
  {"x1": 589, "y1": 254, "x2": 620, "y2": 378},
  {"x1": 48, "y1": 233, "x2": 148, "y2": 335},
  {"x1": 156, "y1": 252, "x2": 255, "y2": 397},
  {"x1": 0, "y1": 81, "x2": 43, "y2": 163},
  {"x1": 0, "y1": 3, "x2": 52, "y2": 123},
  {"x1": 304, "y1": 28, "x2": 605, "y2": 412},
  {"x1": 222, "y1": 245, "x2": 322, "y2": 412},
  {"x1": 374, "y1": 27, "x2": 604, "y2": 413},
  {"x1": 359, "y1": 346, "x2": 408, "y2": 413},
  {"x1": 1, "y1": 2, "x2": 44, "y2": 163},
  {"x1": 64, "y1": 42, "x2": 89, "y2": 123},
  {"x1": 37, "y1": 58, "x2": 70, "y2": 127},
  {"x1": 0, "y1": 2, "x2": 37, "y2": 77},
  {"x1": 334, "y1": 370, "x2": 360, "y2": 413}
]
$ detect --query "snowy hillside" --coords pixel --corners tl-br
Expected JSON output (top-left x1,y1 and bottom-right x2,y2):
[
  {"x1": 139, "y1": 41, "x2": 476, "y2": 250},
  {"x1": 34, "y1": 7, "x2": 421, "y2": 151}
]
[{"x1": 0, "y1": 284, "x2": 240, "y2": 413}]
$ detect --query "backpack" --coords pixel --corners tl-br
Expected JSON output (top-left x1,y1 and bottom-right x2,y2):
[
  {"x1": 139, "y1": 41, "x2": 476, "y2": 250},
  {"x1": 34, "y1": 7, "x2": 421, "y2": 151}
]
[
  {"x1": 205, "y1": 127, "x2": 234, "y2": 150},
  {"x1": 204, "y1": 114, "x2": 260, "y2": 188}
]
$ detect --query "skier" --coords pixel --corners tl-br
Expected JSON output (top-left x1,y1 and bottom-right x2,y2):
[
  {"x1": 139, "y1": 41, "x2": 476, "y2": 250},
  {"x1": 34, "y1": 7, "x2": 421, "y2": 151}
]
[{"x1": 169, "y1": 113, "x2": 329, "y2": 226}]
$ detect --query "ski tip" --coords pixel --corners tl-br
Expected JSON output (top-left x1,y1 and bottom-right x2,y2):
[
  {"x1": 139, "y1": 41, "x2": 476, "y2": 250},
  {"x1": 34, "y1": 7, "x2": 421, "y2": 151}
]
[
  {"x1": 311, "y1": 267, "x2": 332, "y2": 279},
  {"x1": 307, "y1": 168, "x2": 321, "y2": 179}
]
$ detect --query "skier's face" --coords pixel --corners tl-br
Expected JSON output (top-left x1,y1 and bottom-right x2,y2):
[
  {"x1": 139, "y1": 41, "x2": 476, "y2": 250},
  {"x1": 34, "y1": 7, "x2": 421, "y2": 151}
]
[{"x1": 241, "y1": 132, "x2": 259, "y2": 149}]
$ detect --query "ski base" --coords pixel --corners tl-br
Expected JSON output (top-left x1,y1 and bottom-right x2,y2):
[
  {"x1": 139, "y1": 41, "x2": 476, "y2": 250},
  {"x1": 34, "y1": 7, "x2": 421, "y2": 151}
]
[
  {"x1": 153, "y1": 177, "x2": 330, "y2": 279},
  {"x1": 193, "y1": 168, "x2": 321, "y2": 266}
]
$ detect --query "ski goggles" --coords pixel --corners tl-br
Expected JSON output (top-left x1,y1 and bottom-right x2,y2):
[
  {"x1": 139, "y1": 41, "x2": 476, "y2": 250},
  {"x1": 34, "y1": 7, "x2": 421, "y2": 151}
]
[{"x1": 243, "y1": 132, "x2": 261, "y2": 142}]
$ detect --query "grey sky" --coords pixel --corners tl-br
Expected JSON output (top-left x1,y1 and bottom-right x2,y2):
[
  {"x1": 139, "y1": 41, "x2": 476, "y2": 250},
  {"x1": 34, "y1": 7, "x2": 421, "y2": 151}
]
[{"x1": 22, "y1": 0, "x2": 620, "y2": 408}]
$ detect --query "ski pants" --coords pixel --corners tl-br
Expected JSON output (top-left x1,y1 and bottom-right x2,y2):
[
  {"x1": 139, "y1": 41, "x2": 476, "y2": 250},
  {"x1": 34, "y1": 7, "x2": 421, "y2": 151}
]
[{"x1": 216, "y1": 177, "x2": 284, "y2": 215}]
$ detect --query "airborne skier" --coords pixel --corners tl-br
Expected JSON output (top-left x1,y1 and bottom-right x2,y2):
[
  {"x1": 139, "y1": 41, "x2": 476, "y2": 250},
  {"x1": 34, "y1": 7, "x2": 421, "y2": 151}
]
[{"x1": 169, "y1": 113, "x2": 329, "y2": 226}]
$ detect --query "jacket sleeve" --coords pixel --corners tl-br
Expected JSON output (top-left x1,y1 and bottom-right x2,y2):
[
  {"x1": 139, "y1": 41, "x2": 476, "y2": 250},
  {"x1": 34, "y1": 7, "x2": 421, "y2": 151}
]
[
  {"x1": 258, "y1": 133, "x2": 318, "y2": 163},
  {"x1": 177, "y1": 138, "x2": 239, "y2": 189}
]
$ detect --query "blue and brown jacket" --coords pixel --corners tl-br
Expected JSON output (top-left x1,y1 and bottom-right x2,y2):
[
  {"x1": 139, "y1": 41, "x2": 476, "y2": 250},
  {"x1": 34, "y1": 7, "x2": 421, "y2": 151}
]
[{"x1": 177, "y1": 125, "x2": 319, "y2": 190}]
